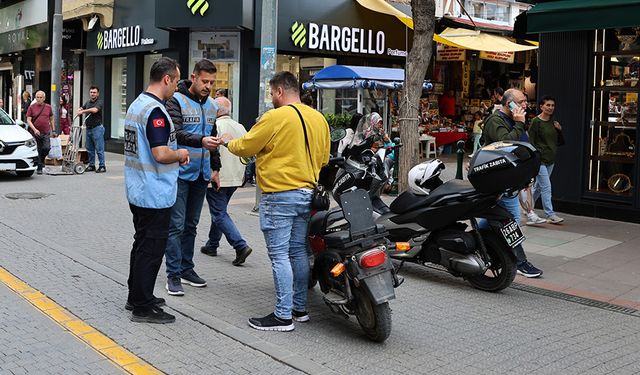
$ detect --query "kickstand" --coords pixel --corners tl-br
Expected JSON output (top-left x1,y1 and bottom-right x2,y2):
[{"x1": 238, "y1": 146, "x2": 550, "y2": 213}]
[{"x1": 395, "y1": 260, "x2": 405, "y2": 274}]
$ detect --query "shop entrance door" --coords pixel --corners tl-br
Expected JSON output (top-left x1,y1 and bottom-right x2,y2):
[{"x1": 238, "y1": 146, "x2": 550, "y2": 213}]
[{"x1": 38, "y1": 71, "x2": 52, "y2": 103}]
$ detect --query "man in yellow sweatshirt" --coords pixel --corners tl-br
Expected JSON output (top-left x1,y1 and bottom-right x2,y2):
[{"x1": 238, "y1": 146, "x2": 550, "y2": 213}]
[{"x1": 215, "y1": 71, "x2": 330, "y2": 331}]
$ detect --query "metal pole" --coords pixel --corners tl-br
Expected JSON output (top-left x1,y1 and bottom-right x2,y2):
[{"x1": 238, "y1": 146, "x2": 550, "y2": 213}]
[
  {"x1": 455, "y1": 140, "x2": 465, "y2": 179},
  {"x1": 252, "y1": 0, "x2": 278, "y2": 213},
  {"x1": 50, "y1": 0, "x2": 62, "y2": 135}
]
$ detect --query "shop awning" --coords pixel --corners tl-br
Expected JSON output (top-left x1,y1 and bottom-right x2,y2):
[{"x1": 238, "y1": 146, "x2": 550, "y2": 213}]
[
  {"x1": 63, "y1": 0, "x2": 114, "y2": 30},
  {"x1": 527, "y1": 0, "x2": 640, "y2": 34},
  {"x1": 302, "y1": 65, "x2": 432, "y2": 90},
  {"x1": 355, "y1": 0, "x2": 536, "y2": 52},
  {"x1": 437, "y1": 28, "x2": 537, "y2": 52}
]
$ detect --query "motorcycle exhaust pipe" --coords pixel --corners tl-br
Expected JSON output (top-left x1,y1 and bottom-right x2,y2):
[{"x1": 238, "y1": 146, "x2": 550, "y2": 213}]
[{"x1": 439, "y1": 248, "x2": 487, "y2": 275}]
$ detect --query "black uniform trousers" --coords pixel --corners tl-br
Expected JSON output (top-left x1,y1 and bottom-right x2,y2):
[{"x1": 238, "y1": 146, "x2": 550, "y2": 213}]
[{"x1": 127, "y1": 204, "x2": 172, "y2": 312}]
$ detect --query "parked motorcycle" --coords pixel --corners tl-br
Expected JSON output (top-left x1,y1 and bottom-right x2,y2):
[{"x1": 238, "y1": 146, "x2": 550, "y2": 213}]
[
  {"x1": 313, "y1": 114, "x2": 541, "y2": 292},
  {"x1": 308, "y1": 174, "x2": 401, "y2": 342}
]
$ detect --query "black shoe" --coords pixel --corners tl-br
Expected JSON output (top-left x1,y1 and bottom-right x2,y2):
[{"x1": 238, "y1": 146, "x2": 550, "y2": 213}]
[
  {"x1": 130, "y1": 306, "x2": 175, "y2": 324},
  {"x1": 292, "y1": 310, "x2": 309, "y2": 323},
  {"x1": 96, "y1": 166, "x2": 106, "y2": 173},
  {"x1": 517, "y1": 261, "x2": 543, "y2": 278},
  {"x1": 232, "y1": 247, "x2": 252, "y2": 266},
  {"x1": 200, "y1": 246, "x2": 217, "y2": 257},
  {"x1": 125, "y1": 297, "x2": 166, "y2": 311},
  {"x1": 85, "y1": 165, "x2": 96, "y2": 172},
  {"x1": 180, "y1": 269, "x2": 207, "y2": 287},
  {"x1": 36, "y1": 168, "x2": 43, "y2": 175},
  {"x1": 248, "y1": 312, "x2": 294, "y2": 332}
]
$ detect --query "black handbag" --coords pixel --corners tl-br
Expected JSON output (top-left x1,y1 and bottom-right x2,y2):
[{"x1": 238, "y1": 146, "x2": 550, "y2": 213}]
[{"x1": 289, "y1": 104, "x2": 330, "y2": 211}]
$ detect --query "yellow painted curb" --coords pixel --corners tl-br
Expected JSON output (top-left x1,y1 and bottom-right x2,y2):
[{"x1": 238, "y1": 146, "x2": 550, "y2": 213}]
[{"x1": 0, "y1": 266, "x2": 164, "y2": 375}]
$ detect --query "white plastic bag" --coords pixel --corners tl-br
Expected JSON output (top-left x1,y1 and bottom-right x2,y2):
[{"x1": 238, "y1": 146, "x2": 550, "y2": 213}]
[{"x1": 48, "y1": 137, "x2": 62, "y2": 159}]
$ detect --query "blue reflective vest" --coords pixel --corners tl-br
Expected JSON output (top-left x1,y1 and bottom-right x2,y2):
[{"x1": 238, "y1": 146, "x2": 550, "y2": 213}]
[
  {"x1": 173, "y1": 92, "x2": 217, "y2": 181},
  {"x1": 124, "y1": 93, "x2": 179, "y2": 209}
]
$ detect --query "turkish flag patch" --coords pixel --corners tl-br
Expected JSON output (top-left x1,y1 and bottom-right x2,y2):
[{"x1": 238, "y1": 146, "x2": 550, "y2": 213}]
[{"x1": 153, "y1": 118, "x2": 165, "y2": 128}]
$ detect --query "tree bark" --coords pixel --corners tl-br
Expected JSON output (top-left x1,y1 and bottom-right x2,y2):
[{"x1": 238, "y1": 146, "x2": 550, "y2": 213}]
[{"x1": 398, "y1": 0, "x2": 436, "y2": 192}]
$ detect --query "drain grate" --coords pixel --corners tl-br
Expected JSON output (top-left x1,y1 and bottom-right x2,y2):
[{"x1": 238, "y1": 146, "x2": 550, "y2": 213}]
[
  {"x1": 512, "y1": 283, "x2": 639, "y2": 317},
  {"x1": 4, "y1": 192, "x2": 53, "y2": 200}
]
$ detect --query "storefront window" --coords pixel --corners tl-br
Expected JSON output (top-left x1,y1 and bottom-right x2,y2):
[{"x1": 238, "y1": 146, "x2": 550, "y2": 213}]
[
  {"x1": 189, "y1": 32, "x2": 240, "y2": 120},
  {"x1": 110, "y1": 57, "x2": 127, "y2": 139},
  {"x1": 587, "y1": 29, "x2": 639, "y2": 199}
]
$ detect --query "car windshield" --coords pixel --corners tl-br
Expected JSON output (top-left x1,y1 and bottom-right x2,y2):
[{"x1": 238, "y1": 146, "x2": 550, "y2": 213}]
[{"x1": 0, "y1": 109, "x2": 14, "y2": 125}]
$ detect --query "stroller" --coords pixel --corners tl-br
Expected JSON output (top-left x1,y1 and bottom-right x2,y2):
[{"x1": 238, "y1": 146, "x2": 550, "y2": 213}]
[{"x1": 45, "y1": 116, "x2": 86, "y2": 175}]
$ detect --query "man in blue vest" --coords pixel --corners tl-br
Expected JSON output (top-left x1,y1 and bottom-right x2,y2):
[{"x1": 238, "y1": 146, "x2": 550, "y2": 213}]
[
  {"x1": 124, "y1": 57, "x2": 190, "y2": 324},
  {"x1": 164, "y1": 59, "x2": 221, "y2": 296}
]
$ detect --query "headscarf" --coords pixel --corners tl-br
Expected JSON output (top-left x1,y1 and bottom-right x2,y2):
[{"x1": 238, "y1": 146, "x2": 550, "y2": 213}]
[{"x1": 369, "y1": 112, "x2": 382, "y2": 128}]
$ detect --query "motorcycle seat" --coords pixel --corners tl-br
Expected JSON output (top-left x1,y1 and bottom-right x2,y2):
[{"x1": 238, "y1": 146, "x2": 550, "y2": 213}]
[{"x1": 423, "y1": 179, "x2": 476, "y2": 206}]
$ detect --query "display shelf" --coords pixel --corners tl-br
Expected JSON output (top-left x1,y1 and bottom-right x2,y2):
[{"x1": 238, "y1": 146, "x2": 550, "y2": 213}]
[
  {"x1": 593, "y1": 86, "x2": 639, "y2": 92},
  {"x1": 591, "y1": 155, "x2": 636, "y2": 164}
]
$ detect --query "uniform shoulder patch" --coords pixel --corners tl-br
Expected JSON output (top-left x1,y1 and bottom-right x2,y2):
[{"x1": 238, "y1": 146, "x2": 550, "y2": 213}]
[{"x1": 153, "y1": 118, "x2": 166, "y2": 128}]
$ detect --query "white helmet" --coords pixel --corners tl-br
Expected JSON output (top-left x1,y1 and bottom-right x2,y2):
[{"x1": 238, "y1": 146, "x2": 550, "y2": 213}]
[{"x1": 408, "y1": 159, "x2": 445, "y2": 195}]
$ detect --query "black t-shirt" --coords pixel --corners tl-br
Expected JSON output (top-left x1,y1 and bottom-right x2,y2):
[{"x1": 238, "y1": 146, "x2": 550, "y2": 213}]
[
  {"x1": 143, "y1": 93, "x2": 171, "y2": 148},
  {"x1": 82, "y1": 98, "x2": 104, "y2": 128}
]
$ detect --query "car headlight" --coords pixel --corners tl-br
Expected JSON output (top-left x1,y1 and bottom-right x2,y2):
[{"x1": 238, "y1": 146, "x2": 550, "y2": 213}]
[{"x1": 25, "y1": 138, "x2": 36, "y2": 148}]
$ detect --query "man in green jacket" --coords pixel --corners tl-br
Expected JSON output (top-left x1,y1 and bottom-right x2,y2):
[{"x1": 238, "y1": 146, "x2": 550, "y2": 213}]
[{"x1": 481, "y1": 88, "x2": 543, "y2": 278}]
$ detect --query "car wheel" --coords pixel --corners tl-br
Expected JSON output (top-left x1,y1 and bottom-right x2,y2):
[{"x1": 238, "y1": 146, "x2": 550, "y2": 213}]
[{"x1": 16, "y1": 170, "x2": 34, "y2": 177}]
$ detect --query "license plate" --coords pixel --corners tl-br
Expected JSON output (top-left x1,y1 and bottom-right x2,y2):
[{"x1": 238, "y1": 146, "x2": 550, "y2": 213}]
[
  {"x1": 499, "y1": 219, "x2": 525, "y2": 248},
  {"x1": 0, "y1": 163, "x2": 16, "y2": 171}
]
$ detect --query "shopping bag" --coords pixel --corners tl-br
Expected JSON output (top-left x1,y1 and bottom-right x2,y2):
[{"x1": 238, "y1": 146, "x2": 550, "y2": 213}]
[{"x1": 48, "y1": 137, "x2": 62, "y2": 159}]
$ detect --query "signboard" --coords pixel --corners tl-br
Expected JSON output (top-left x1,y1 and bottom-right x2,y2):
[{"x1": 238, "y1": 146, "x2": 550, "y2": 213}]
[
  {"x1": 0, "y1": 0, "x2": 50, "y2": 54},
  {"x1": 479, "y1": 51, "x2": 515, "y2": 64},
  {"x1": 462, "y1": 62, "x2": 470, "y2": 96},
  {"x1": 155, "y1": 0, "x2": 253, "y2": 30},
  {"x1": 436, "y1": 44, "x2": 465, "y2": 61}
]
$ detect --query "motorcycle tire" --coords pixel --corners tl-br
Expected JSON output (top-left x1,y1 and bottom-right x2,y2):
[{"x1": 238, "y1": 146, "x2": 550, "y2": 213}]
[
  {"x1": 353, "y1": 287, "x2": 392, "y2": 343},
  {"x1": 466, "y1": 230, "x2": 517, "y2": 292}
]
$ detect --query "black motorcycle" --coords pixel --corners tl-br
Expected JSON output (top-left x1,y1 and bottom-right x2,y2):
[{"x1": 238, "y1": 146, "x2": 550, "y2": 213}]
[
  {"x1": 313, "y1": 115, "x2": 540, "y2": 292},
  {"x1": 308, "y1": 180, "x2": 401, "y2": 342}
]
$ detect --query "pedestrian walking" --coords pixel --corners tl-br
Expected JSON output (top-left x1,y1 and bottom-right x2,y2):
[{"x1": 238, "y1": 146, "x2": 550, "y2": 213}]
[
  {"x1": 21, "y1": 90, "x2": 31, "y2": 121},
  {"x1": 59, "y1": 96, "x2": 71, "y2": 135},
  {"x1": 124, "y1": 57, "x2": 189, "y2": 324},
  {"x1": 529, "y1": 95, "x2": 564, "y2": 224},
  {"x1": 164, "y1": 59, "x2": 221, "y2": 297},
  {"x1": 200, "y1": 96, "x2": 252, "y2": 265},
  {"x1": 214, "y1": 71, "x2": 330, "y2": 331},
  {"x1": 77, "y1": 86, "x2": 106, "y2": 173},
  {"x1": 481, "y1": 88, "x2": 543, "y2": 278},
  {"x1": 26, "y1": 90, "x2": 54, "y2": 175}
]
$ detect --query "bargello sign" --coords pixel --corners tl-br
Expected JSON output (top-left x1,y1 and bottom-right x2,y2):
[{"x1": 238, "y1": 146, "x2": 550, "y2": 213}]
[
  {"x1": 96, "y1": 25, "x2": 155, "y2": 50},
  {"x1": 290, "y1": 21, "x2": 406, "y2": 57}
]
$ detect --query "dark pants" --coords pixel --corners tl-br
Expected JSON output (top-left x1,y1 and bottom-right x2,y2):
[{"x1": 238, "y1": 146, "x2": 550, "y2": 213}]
[
  {"x1": 127, "y1": 204, "x2": 172, "y2": 312},
  {"x1": 35, "y1": 134, "x2": 50, "y2": 169}
]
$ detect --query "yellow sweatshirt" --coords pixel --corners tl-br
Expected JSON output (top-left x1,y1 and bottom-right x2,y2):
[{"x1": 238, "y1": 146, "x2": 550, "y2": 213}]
[{"x1": 226, "y1": 104, "x2": 330, "y2": 193}]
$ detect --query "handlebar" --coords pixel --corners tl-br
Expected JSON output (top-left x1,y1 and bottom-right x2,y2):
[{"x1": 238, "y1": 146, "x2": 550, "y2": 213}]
[{"x1": 328, "y1": 156, "x2": 345, "y2": 167}]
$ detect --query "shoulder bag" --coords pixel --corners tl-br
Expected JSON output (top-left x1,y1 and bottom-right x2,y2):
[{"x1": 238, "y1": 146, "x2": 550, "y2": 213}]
[{"x1": 289, "y1": 104, "x2": 330, "y2": 211}]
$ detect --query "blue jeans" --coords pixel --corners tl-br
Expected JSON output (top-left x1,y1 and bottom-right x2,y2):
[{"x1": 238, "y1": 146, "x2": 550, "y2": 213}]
[
  {"x1": 245, "y1": 161, "x2": 255, "y2": 182},
  {"x1": 259, "y1": 189, "x2": 312, "y2": 320},
  {"x1": 165, "y1": 178, "x2": 208, "y2": 279},
  {"x1": 204, "y1": 187, "x2": 247, "y2": 252},
  {"x1": 472, "y1": 133, "x2": 482, "y2": 154},
  {"x1": 532, "y1": 164, "x2": 555, "y2": 217},
  {"x1": 86, "y1": 125, "x2": 105, "y2": 167}
]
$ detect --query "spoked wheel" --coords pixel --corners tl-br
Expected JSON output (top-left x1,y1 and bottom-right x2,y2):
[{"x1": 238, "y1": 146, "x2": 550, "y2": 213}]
[
  {"x1": 352, "y1": 286, "x2": 391, "y2": 342},
  {"x1": 466, "y1": 230, "x2": 517, "y2": 292}
]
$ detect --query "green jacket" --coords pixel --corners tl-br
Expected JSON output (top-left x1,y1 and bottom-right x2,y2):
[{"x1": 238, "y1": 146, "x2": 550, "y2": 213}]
[
  {"x1": 528, "y1": 117, "x2": 558, "y2": 165},
  {"x1": 481, "y1": 111, "x2": 526, "y2": 144}
]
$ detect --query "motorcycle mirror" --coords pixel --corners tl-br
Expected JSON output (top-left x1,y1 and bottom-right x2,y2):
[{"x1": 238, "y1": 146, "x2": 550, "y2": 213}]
[{"x1": 330, "y1": 128, "x2": 347, "y2": 142}]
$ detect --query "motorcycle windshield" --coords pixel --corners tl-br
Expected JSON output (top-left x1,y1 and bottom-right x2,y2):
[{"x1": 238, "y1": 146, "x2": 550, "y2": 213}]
[{"x1": 348, "y1": 112, "x2": 384, "y2": 151}]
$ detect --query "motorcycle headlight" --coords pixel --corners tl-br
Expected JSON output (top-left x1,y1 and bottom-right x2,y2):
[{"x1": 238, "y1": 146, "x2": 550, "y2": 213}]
[{"x1": 25, "y1": 138, "x2": 36, "y2": 148}]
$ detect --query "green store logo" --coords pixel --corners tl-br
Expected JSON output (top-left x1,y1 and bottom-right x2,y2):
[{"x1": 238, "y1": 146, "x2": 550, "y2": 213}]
[
  {"x1": 187, "y1": 0, "x2": 209, "y2": 16},
  {"x1": 97, "y1": 32, "x2": 103, "y2": 49},
  {"x1": 291, "y1": 21, "x2": 306, "y2": 48}
]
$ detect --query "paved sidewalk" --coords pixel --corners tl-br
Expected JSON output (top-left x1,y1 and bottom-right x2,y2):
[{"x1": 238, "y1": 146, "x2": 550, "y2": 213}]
[{"x1": 436, "y1": 154, "x2": 640, "y2": 309}]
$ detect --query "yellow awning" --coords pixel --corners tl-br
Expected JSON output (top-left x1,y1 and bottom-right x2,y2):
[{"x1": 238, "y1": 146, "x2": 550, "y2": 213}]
[
  {"x1": 437, "y1": 28, "x2": 538, "y2": 52},
  {"x1": 355, "y1": 0, "x2": 537, "y2": 53}
]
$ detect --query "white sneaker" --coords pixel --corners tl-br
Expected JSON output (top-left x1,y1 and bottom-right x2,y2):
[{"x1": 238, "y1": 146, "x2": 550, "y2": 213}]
[
  {"x1": 526, "y1": 211, "x2": 546, "y2": 225},
  {"x1": 547, "y1": 215, "x2": 565, "y2": 224}
]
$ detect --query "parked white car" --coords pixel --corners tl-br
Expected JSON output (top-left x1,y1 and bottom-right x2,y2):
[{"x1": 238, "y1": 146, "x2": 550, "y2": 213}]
[{"x1": 0, "y1": 109, "x2": 38, "y2": 177}]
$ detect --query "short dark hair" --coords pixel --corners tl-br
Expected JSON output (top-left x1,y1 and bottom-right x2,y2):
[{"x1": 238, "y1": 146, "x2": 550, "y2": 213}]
[
  {"x1": 301, "y1": 91, "x2": 314, "y2": 106},
  {"x1": 539, "y1": 95, "x2": 556, "y2": 106},
  {"x1": 89, "y1": 86, "x2": 99, "y2": 92},
  {"x1": 193, "y1": 59, "x2": 217, "y2": 75},
  {"x1": 150, "y1": 57, "x2": 180, "y2": 83},
  {"x1": 494, "y1": 87, "x2": 504, "y2": 96},
  {"x1": 215, "y1": 88, "x2": 227, "y2": 97},
  {"x1": 269, "y1": 71, "x2": 299, "y2": 93}
]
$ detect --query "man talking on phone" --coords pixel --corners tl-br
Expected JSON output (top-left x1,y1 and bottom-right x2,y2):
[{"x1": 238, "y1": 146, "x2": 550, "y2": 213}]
[{"x1": 481, "y1": 88, "x2": 543, "y2": 278}]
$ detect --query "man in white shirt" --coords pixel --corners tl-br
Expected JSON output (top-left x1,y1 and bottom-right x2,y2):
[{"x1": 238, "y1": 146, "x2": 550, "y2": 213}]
[{"x1": 200, "y1": 96, "x2": 252, "y2": 266}]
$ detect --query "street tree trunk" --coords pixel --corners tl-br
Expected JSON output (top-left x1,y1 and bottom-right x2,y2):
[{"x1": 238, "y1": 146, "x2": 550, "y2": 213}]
[{"x1": 398, "y1": 0, "x2": 436, "y2": 192}]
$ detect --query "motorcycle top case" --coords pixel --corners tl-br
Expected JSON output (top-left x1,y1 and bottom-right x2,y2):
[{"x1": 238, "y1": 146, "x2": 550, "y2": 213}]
[{"x1": 468, "y1": 141, "x2": 541, "y2": 194}]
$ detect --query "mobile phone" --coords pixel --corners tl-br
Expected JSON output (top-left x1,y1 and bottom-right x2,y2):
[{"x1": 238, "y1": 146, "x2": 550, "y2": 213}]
[{"x1": 508, "y1": 101, "x2": 518, "y2": 111}]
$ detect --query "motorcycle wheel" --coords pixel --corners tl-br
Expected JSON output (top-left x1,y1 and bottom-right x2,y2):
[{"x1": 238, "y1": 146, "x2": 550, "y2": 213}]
[
  {"x1": 466, "y1": 230, "x2": 517, "y2": 292},
  {"x1": 353, "y1": 287, "x2": 391, "y2": 342}
]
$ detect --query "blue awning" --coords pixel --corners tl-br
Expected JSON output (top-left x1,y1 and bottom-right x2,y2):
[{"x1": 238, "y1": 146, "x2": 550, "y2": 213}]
[{"x1": 303, "y1": 65, "x2": 432, "y2": 91}]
